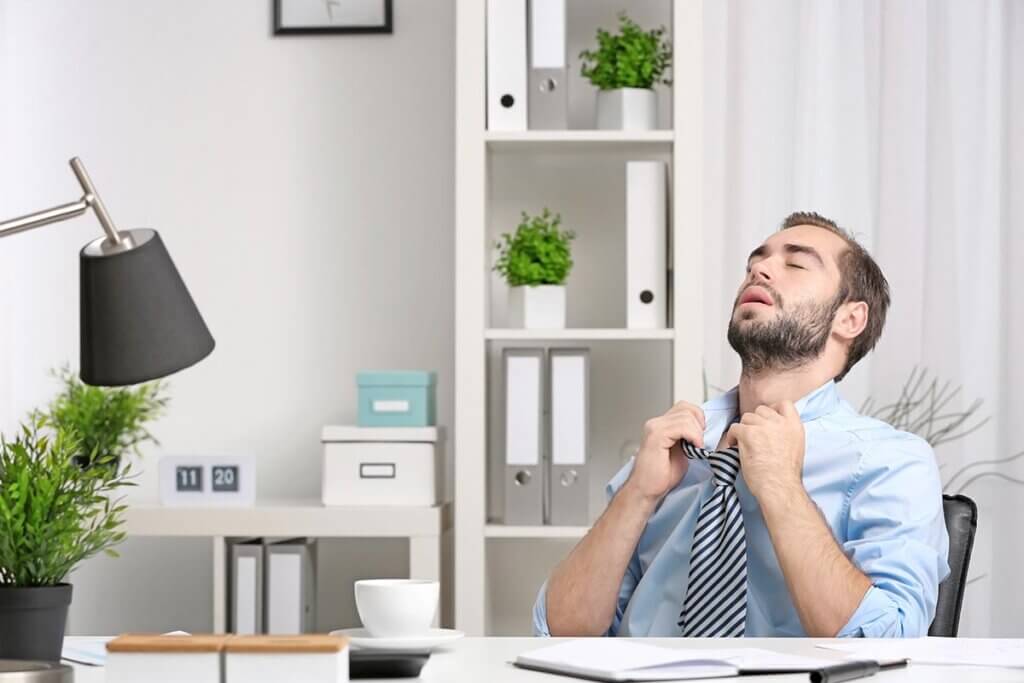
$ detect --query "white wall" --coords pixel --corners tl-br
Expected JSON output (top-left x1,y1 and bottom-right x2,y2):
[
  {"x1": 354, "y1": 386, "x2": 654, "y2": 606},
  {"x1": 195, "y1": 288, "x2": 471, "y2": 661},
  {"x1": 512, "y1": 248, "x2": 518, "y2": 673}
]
[{"x1": 0, "y1": 0, "x2": 454, "y2": 634}]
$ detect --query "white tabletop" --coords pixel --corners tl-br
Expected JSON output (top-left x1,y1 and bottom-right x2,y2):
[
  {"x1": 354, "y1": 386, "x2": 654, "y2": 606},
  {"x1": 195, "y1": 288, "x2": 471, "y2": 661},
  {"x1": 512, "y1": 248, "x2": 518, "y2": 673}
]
[{"x1": 65, "y1": 636, "x2": 1024, "y2": 682}]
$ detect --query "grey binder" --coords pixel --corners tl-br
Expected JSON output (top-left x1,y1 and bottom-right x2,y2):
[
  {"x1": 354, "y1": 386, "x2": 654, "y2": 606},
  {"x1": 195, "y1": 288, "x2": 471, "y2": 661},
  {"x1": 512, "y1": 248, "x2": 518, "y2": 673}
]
[
  {"x1": 548, "y1": 349, "x2": 589, "y2": 526},
  {"x1": 503, "y1": 348, "x2": 546, "y2": 525},
  {"x1": 527, "y1": 0, "x2": 568, "y2": 130},
  {"x1": 229, "y1": 538, "x2": 264, "y2": 634},
  {"x1": 265, "y1": 538, "x2": 317, "y2": 634}
]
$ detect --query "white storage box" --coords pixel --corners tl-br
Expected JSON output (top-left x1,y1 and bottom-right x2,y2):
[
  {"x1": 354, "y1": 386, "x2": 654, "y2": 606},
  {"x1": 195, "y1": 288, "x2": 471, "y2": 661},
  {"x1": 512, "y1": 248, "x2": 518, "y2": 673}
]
[
  {"x1": 321, "y1": 426, "x2": 441, "y2": 507},
  {"x1": 106, "y1": 634, "x2": 225, "y2": 683},
  {"x1": 224, "y1": 635, "x2": 349, "y2": 683}
]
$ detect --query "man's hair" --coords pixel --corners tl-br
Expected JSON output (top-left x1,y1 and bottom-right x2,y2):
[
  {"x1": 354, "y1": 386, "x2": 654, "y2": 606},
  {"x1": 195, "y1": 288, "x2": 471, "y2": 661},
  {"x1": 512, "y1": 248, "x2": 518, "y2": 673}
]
[{"x1": 779, "y1": 211, "x2": 890, "y2": 382}]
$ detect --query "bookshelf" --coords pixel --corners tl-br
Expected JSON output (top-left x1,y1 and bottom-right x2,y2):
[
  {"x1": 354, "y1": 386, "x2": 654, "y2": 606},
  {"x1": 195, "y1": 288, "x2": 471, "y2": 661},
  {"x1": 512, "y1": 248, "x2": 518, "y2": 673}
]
[{"x1": 454, "y1": 0, "x2": 704, "y2": 634}]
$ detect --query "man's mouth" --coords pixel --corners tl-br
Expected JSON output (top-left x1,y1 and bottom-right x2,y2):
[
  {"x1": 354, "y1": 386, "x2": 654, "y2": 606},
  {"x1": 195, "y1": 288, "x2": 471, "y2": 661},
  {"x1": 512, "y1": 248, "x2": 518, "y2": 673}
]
[{"x1": 738, "y1": 286, "x2": 775, "y2": 307}]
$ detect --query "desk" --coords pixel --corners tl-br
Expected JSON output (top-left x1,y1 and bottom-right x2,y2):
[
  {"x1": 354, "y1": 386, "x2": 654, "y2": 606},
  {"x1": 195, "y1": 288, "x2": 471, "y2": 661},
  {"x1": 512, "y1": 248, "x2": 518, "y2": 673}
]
[{"x1": 65, "y1": 636, "x2": 1024, "y2": 682}]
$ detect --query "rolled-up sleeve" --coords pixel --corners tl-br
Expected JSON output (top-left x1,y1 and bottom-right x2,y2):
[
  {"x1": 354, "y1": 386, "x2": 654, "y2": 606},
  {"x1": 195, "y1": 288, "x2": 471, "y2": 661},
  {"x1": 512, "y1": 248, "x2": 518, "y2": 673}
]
[
  {"x1": 837, "y1": 435, "x2": 950, "y2": 637},
  {"x1": 532, "y1": 459, "x2": 650, "y2": 637}
]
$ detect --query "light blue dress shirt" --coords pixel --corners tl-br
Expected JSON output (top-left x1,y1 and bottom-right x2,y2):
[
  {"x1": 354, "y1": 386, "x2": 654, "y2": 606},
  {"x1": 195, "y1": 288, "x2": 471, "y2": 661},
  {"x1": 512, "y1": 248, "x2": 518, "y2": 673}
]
[{"x1": 533, "y1": 379, "x2": 950, "y2": 638}]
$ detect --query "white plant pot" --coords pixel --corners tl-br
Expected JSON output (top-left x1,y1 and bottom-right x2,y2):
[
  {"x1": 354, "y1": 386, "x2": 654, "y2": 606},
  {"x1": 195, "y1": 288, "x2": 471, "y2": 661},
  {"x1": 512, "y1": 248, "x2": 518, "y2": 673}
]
[
  {"x1": 508, "y1": 285, "x2": 566, "y2": 329},
  {"x1": 595, "y1": 88, "x2": 657, "y2": 130}
]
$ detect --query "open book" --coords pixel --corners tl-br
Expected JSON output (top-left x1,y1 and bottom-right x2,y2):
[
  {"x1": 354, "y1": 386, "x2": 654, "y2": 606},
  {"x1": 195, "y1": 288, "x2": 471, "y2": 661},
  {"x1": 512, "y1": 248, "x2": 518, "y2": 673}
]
[{"x1": 514, "y1": 640, "x2": 862, "y2": 682}]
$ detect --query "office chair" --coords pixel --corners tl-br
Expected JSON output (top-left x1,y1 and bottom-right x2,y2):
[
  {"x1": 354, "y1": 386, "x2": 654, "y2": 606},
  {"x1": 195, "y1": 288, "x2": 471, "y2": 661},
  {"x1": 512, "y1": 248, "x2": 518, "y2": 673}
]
[{"x1": 928, "y1": 494, "x2": 978, "y2": 636}]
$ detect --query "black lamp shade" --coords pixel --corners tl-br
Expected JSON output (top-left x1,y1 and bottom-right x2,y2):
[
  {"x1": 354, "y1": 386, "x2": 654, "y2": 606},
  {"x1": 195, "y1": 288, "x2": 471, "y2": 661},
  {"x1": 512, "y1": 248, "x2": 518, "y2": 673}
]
[{"x1": 79, "y1": 229, "x2": 214, "y2": 386}]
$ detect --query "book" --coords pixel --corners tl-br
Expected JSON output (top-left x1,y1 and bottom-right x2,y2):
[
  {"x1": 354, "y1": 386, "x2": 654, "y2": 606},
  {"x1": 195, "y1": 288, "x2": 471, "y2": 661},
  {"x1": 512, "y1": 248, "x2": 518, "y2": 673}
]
[{"x1": 514, "y1": 639, "x2": 859, "y2": 682}]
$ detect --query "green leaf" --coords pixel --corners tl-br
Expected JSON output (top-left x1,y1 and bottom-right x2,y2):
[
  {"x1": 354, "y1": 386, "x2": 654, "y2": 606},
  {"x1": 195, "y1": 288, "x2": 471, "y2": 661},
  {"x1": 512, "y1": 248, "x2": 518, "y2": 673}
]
[
  {"x1": 579, "y1": 13, "x2": 672, "y2": 90},
  {"x1": 492, "y1": 208, "x2": 576, "y2": 286}
]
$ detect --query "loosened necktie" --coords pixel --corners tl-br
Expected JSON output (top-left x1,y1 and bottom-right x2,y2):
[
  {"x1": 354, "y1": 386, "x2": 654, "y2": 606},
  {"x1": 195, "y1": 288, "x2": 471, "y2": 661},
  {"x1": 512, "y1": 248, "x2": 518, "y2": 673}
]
[{"x1": 676, "y1": 442, "x2": 747, "y2": 637}]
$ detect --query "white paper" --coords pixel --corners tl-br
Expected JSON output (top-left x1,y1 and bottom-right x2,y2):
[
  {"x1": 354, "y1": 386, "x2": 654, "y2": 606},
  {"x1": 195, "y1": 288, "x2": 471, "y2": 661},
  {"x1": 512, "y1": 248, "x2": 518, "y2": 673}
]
[
  {"x1": 551, "y1": 353, "x2": 587, "y2": 466},
  {"x1": 817, "y1": 637, "x2": 1024, "y2": 668},
  {"x1": 61, "y1": 637, "x2": 114, "y2": 666},
  {"x1": 505, "y1": 354, "x2": 541, "y2": 466},
  {"x1": 268, "y1": 553, "x2": 303, "y2": 634}
]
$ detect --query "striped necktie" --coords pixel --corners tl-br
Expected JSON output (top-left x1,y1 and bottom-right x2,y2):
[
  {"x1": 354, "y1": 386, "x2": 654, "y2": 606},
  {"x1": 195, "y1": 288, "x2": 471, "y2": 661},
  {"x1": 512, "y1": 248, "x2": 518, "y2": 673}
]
[{"x1": 676, "y1": 442, "x2": 747, "y2": 637}]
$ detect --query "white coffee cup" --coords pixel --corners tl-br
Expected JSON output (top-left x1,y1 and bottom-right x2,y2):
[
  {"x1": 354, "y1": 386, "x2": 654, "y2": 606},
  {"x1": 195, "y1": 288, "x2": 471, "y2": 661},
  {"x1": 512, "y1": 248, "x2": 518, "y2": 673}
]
[{"x1": 354, "y1": 579, "x2": 439, "y2": 638}]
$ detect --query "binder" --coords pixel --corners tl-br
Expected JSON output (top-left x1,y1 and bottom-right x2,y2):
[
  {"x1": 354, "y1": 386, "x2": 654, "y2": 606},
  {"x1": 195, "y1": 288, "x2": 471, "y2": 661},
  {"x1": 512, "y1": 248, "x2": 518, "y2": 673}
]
[
  {"x1": 265, "y1": 539, "x2": 317, "y2": 634},
  {"x1": 626, "y1": 161, "x2": 669, "y2": 329},
  {"x1": 527, "y1": 0, "x2": 567, "y2": 130},
  {"x1": 229, "y1": 539, "x2": 264, "y2": 635},
  {"x1": 486, "y1": 0, "x2": 528, "y2": 130},
  {"x1": 548, "y1": 349, "x2": 589, "y2": 526},
  {"x1": 503, "y1": 348, "x2": 545, "y2": 525}
]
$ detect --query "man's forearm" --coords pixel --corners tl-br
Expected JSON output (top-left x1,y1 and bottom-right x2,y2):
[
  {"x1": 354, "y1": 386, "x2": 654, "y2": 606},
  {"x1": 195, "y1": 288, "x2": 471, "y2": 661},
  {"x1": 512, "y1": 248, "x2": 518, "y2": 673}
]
[
  {"x1": 759, "y1": 486, "x2": 871, "y2": 636},
  {"x1": 546, "y1": 482, "x2": 656, "y2": 636}
]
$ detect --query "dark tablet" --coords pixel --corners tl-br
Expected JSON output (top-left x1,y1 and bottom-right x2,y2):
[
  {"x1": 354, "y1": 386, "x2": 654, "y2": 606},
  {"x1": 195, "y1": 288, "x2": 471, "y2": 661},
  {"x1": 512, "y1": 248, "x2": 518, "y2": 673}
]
[{"x1": 350, "y1": 650, "x2": 431, "y2": 679}]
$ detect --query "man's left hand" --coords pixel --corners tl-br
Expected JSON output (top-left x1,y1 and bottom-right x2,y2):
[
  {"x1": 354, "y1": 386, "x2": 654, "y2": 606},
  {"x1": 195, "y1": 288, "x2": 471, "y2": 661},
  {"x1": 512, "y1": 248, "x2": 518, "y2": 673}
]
[{"x1": 723, "y1": 401, "x2": 806, "y2": 504}]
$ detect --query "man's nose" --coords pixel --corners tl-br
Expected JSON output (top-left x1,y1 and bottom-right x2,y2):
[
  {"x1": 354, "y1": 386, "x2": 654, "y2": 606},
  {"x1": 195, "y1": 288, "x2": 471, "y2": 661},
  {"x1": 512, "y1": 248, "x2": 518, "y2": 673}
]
[{"x1": 750, "y1": 260, "x2": 773, "y2": 283}]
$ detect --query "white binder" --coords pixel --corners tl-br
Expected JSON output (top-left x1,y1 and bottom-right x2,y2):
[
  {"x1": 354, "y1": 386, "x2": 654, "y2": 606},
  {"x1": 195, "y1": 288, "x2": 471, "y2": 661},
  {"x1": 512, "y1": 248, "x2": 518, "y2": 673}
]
[
  {"x1": 548, "y1": 349, "x2": 589, "y2": 526},
  {"x1": 504, "y1": 348, "x2": 545, "y2": 525},
  {"x1": 626, "y1": 161, "x2": 669, "y2": 329},
  {"x1": 265, "y1": 539, "x2": 317, "y2": 634},
  {"x1": 229, "y1": 539, "x2": 264, "y2": 635},
  {"x1": 487, "y1": 0, "x2": 528, "y2": 130},
  {"x1": 527, "y1": 0, "x2": 567, "y2": 130}
]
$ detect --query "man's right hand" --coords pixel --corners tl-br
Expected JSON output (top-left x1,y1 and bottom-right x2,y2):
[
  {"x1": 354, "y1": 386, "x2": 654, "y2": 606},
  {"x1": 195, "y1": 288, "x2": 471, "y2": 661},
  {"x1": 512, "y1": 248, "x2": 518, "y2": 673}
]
[{"x1": 625, "y1": 401, "x2": 707, "y2": 502}]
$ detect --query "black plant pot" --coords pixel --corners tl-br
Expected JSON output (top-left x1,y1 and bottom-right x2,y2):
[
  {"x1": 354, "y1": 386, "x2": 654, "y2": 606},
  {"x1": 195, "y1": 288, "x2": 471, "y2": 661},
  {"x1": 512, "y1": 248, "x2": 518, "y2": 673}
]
[{"x1": 0, "y1": 584, "x2": 72, "y2": 661}]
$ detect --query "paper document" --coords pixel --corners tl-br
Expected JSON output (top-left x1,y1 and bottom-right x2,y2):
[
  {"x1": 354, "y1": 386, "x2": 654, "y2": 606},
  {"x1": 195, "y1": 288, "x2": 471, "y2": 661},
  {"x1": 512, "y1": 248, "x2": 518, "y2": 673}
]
[
  {"x1": 61, "y1": 637, "x2": 114, "y2": 666},
  {"x1": 818, "y1": 637, "x2": 1024, "y2": 668},
  {"x1": 515, "y1": 640, "x2": 843, "y2": 681}
]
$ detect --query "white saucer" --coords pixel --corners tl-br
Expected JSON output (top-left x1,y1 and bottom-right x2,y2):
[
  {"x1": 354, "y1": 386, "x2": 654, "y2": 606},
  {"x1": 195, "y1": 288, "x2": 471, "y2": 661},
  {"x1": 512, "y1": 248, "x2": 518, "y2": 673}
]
[{"x1": 329, "y1": 627, "x2": 465, "y2": 651}]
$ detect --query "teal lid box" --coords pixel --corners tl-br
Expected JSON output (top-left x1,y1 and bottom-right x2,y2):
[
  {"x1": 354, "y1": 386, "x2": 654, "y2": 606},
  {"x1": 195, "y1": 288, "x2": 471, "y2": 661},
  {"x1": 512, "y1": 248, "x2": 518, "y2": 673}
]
[{"x1": 357, "y1": 370, "x2": 437, "y2": 427}]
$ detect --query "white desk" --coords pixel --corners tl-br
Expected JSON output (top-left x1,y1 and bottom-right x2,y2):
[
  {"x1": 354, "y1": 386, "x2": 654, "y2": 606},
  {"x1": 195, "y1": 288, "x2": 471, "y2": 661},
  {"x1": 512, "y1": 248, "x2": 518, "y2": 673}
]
[{"x1": 66, "y1": 636, "x2": 1024, "y2": 682}]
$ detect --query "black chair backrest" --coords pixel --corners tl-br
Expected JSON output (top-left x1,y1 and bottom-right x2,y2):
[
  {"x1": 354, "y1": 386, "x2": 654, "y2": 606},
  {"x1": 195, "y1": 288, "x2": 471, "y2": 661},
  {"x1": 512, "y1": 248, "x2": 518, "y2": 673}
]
[{"x1": 928, "y1": 494, "x2": 977, "y2": 637}]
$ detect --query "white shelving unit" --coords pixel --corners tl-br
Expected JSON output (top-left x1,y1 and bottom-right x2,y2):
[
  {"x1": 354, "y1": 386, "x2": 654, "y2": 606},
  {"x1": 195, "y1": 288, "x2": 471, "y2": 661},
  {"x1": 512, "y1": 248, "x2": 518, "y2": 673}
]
[
  {"x1": 454, "y1": 0, "x2": 704, "y2": 635},
  {"x1": 123, "y1": 500, "x2": 449, "y2": 633}
]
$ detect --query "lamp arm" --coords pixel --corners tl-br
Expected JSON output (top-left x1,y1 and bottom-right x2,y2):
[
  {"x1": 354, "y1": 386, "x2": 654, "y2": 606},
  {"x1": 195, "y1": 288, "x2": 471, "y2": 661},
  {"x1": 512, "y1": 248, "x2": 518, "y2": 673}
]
[{"x1": 0, "y1": 157, "x2": 122, "y2": 245}]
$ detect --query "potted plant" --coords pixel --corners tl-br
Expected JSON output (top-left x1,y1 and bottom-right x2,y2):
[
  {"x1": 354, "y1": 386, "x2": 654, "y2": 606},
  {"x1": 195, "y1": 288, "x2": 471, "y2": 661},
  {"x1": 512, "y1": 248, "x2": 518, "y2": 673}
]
[
  {"x1": 579, "y1": 12, "x2": 672, "y2": 130},
  {"x1": 0, "y1": 418, "x2": 131, "y2": 661},
  {"x1": 494, "y1": 209, "x2": 575, "y2": 329},
  {"x1": 45, "y1": 366, "x2": 168, "y2": 469}
]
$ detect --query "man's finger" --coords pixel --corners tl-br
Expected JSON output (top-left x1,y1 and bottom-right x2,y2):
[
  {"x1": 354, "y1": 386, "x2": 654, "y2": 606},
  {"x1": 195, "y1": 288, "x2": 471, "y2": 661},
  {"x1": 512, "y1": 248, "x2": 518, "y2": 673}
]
[{"x1": 722, "y1": 423, "x2": 744, "y2": 449}]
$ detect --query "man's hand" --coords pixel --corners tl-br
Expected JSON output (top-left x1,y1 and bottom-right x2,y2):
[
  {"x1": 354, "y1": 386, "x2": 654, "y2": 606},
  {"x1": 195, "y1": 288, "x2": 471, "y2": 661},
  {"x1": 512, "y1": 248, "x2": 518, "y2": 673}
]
[
  {"x1": 723, "y1": 401, "x2": 806, "y2": 504},
  {"x1": 625, "y1": 401, "x2": 706, "y2": 502}
]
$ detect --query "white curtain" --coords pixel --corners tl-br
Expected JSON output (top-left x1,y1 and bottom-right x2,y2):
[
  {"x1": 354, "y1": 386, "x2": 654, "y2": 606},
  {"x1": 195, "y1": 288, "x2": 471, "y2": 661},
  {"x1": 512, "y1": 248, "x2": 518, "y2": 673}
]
[{"x1": 701, "y1": 0, "x2": 1024, "y2": 636}]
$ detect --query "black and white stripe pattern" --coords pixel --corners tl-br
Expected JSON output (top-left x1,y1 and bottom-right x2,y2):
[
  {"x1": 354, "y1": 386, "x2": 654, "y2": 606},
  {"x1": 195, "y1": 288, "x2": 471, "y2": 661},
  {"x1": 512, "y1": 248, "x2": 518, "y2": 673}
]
[{"x1": 677, "y1": 442, "x2": 747, "y2": 637}]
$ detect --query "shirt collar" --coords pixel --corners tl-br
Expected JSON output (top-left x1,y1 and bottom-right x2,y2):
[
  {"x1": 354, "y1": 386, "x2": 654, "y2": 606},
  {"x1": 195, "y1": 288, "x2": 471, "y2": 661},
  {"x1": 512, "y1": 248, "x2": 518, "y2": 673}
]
[{"x1": 706, "y1": 378, "x2": 841, "y2": 423}]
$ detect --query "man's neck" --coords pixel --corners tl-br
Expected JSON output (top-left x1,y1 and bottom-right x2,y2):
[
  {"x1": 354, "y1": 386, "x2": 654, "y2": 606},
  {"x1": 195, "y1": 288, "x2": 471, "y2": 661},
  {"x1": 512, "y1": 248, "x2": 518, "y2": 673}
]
[{"x1": 736, "y1": 365, "x2": 836, "y2": 416}]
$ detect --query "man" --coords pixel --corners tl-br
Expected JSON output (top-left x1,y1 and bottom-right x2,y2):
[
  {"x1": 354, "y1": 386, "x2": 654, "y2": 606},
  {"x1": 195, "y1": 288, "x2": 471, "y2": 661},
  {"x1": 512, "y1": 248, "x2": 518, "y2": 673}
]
[{"x1": 534, "y1": 212, "x2": 950, "y2": 638}]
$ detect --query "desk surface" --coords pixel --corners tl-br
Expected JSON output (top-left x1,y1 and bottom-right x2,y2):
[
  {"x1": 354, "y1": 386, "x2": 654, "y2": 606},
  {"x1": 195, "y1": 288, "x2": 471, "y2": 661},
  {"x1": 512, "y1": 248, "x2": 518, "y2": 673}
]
[{"x1": 66, "y1": 636, "x2": 1024, "y2": 682}]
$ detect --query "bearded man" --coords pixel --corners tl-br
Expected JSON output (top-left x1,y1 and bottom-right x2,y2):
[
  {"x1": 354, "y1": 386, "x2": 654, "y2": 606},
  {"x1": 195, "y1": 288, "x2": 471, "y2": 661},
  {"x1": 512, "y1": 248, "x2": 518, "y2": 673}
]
[{"x1": 534, "y1": 212, "x2": 950, "y2": 638}]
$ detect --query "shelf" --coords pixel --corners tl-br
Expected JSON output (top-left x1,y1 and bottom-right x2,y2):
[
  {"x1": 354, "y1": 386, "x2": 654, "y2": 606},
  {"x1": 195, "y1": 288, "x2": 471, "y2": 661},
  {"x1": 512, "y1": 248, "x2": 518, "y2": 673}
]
[
  {"x1": 485, "y1": 524, "x2": 590, "y2": 539},
  {"x1": 122, "y1": 499, "x2": 450, "y2": 538},
  {"x1": 485, "y1": 328, "x2": 674, "y2": 341},
  {"x1": 485, "y1": 130, "x2": 674, "y2": 152}
]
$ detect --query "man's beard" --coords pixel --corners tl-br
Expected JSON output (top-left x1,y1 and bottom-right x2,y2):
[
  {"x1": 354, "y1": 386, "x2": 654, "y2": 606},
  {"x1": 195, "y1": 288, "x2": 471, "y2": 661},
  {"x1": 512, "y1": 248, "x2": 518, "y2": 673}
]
[{"x1": 727, "y1": 288, "x2": 844, "y2": 375}]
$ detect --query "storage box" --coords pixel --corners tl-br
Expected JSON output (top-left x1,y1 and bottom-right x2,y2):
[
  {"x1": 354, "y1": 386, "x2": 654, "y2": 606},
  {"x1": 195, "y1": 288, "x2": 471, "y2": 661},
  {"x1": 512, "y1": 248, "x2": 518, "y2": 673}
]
[
  {"x1": 357, "y1": 371, "x2": 436, "y2": 427},
  {"x1": 224, "y1": 635, "x2": 349, "y2": 683},
  {"x1": 321, "y1": 426, "x2": 440, "y2": 506},
  {"x1": 106, "y1": 634, "x2": 226, "y2": 683}
]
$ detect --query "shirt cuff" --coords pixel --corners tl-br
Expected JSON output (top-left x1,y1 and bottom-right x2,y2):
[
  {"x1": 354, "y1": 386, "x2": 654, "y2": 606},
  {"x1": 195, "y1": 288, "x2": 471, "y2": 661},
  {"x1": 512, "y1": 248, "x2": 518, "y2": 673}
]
[
  {"x1": 837, "y1": 586, "x2": 903, "y2": 638},
  {"x1": 532, "y1": 580, "x2": 552, "y2": 637}
]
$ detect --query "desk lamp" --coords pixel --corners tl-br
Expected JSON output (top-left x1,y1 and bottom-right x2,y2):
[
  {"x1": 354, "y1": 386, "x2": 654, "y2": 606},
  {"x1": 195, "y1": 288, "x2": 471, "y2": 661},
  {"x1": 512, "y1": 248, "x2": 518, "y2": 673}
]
[{"x1": 0, "y1": 157, "x2": 214, "y2": 385}]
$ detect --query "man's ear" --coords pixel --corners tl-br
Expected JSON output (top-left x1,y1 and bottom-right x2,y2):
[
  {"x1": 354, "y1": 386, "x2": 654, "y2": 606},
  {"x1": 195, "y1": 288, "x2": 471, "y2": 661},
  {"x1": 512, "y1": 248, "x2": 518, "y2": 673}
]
[{"x1": 833, "y1": 300, "x2": 868, "y2": 342}]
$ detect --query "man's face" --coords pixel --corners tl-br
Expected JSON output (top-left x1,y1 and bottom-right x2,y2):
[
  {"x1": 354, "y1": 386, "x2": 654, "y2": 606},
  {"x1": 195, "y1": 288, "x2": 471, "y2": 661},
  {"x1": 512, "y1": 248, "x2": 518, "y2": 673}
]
[{"x1": 727, "y1": 225, "x2": 848, "y2": 373}]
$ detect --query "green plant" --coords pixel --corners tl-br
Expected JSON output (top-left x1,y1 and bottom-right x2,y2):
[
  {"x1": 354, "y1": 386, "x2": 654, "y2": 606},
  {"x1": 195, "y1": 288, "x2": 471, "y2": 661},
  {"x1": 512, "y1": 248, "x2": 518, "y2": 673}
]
[
  {"x1": 44, "y1": 366, "x2": 169, "y2": 467},
  {"x1": 579, "y1": 13, "x2": 672, "y2": 90},
  {"x1": 0, "y1": 418, "x2": 132, "y2": 586},
  {"x1": 493, "y1": 209, "x2": 576, "y2": 287}
]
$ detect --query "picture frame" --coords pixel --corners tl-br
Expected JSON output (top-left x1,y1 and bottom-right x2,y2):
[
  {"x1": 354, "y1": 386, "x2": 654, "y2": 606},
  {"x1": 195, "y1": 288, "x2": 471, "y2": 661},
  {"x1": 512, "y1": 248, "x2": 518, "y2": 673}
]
[{"x1": 273, "y1": 0, "x2": 393, "y2": 36}]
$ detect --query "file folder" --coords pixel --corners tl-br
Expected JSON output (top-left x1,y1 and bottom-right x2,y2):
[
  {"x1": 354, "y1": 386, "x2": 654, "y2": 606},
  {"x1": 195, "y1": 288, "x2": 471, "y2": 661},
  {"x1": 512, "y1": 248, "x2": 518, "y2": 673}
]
[
  {"x1": 527, "y1": 0, "x2": 567, "y2": 130},
  {"x1": 229, "y1": 539, "x2": 264, "y2": 635},
  {"x1": 487, "y1": 0, "x2": 528, "y2": 130},
  {"x1": 265, "y1": 539, "x2": 317, "y2": 634},
  {"x1": 626, "y1": 161, "x2": 669, "y2": 329},
  {"x1": 504, "y1": 348, "x2": 545, "y2": 525},
  {"x1": 548, "y1": 349, "x2": 589, "y2": 526}
]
